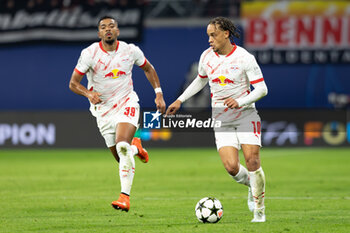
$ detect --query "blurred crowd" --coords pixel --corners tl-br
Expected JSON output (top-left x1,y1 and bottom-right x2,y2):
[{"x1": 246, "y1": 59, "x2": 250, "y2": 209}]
[
  {"x1": 0, "y1": 0, "x2": 143, "y2": 13},
  {"x1": 0, "y1": 0, "x2": 242, "y2": 18},
  {"x1": 146, "y1": 0, "x2": 242, "y2": 18}
]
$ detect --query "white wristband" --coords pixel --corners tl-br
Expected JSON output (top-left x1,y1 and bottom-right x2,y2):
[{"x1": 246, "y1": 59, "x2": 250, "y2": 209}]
[{"x1": 154, "y1": 87, "x2": 162, "y2": 94}]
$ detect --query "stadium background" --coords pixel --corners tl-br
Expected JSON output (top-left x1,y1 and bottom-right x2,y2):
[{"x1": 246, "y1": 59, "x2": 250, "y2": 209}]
[
  {"x1": 0, "y1": 0, "x2": 349, "y2": 148},
  {"x1": 1, "y1": 1, "x2": 350, "y2": 233}
]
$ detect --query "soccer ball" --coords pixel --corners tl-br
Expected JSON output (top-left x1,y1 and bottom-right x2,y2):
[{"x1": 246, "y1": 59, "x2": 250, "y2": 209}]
[{"x1": 195, "y1": 197, "x2": 223, "y2": 223}]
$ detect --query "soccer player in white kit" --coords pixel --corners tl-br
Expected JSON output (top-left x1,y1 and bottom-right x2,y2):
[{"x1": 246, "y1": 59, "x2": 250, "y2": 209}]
[
  {"x1": 166, "y1": 17, "x2": 268, "y2": 222},
  {"x1": 69, "y1": 16, "x2": 166, "y2": 212}
]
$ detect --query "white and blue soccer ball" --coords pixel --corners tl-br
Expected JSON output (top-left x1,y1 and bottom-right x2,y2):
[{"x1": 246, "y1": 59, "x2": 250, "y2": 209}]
[{"x1": 195, "y1": 197, "x2": 223, "y2": 223}]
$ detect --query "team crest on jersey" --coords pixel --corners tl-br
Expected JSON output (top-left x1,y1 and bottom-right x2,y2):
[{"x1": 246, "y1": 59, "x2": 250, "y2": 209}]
[
  {"x1": 104, "y1": 69, "x2": 126, "y2": 79},
  {"x1": 211, "y1": 76, "x2": 234, "y2": 86}
]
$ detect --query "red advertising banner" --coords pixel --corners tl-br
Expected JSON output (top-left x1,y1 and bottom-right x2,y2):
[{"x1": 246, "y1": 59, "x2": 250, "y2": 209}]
[{"x1": 242, "y1": 1, "x2": 350, "y2": 64}]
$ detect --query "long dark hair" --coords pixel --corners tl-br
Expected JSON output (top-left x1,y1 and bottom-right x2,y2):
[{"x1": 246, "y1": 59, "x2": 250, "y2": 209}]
[{"x1": 209, "y1": 17, "x2": 240, "y2": 42}]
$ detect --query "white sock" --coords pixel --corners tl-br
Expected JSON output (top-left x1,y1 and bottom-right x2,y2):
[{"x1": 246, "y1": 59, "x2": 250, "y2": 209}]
[
  {"x1": 117, "y1": 141, "x2": 135, "y2": 195},
  {"x1": 249, "y1": 167, "x2": 265, "y2": 209},
  {"x1": 231, "y1": 164, "x2": 250, "y2": 187},
  {"x1": 131, "y1": 145, "x2": 138, "y2": 156}
]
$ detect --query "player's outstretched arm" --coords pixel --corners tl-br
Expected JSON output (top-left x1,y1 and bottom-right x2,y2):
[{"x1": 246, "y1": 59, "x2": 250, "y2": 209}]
[
  {"x1": 166, "y1": 75, "x2": 208, "y2": 115},
  {"x1": 69, "y1": 70, "x2": 102, "y2": 105},
  {"x1": 141, "y1": 61, "x2": 166, "y2": 113},
  {"x1": 177, "y1": 75, "x2": 208, "y2": 103}
]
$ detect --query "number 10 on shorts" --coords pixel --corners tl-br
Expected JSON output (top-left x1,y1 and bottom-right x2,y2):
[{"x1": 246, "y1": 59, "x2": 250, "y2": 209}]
[{"x1": 251, "y1": 121, "x2": 261, "y2": 136}]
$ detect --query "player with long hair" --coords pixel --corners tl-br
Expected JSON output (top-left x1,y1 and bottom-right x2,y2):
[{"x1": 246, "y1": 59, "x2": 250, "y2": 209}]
[{"x1": 166, "y1": 17, "x2": 268, "y2": 222}]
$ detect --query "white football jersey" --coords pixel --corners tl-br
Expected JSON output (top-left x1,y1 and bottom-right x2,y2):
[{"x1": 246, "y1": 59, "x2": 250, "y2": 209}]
[
  {"x1": 198, "y1": 44, "x2": 264, "y2": 123},
  {"x1": 75, "y1": 41, "x2": 146, "y2": 116}
]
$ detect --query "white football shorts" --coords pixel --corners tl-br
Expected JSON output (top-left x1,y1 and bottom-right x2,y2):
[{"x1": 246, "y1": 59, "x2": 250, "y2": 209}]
[
  {"x1": 93, "y1": 97, "x2": 140, "y2": 148},
  {"x1": 214, "y1": 111, "x2": 262, "y2": 150}
]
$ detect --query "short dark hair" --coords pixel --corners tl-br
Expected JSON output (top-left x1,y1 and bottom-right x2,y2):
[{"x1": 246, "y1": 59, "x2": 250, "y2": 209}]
[
  {"x1": 209, "y1": 17, "x2": 240, "y2": 41},
  {"x1": 98, "y1": 15, "x2": 117, "y2": 28}
]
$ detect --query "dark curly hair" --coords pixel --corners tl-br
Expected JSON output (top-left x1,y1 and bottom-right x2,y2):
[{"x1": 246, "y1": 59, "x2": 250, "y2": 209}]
[{"x1": 209, "y1": 17, "x2": 240, "y2": 42}]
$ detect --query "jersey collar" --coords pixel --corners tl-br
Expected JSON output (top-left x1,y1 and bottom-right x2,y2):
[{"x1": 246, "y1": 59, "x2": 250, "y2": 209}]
[
  {"x1": 99, "y1": 41, "x2": 120, "y2": 54},
  {"x1": 214, "y1": 43, "x2": 237, "y2": 57},
  {"x1": 226, "y1": 44, "x2": 237, "y2": 57}
]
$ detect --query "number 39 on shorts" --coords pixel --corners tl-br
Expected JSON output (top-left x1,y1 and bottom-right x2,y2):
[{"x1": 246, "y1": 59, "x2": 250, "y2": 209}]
[{"x1": 124, "y1": 107, "x2": 136, "y2": 117}]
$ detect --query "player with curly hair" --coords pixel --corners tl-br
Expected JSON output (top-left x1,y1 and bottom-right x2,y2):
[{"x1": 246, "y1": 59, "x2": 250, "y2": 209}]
[
  {"x1": 69, "y1": 16, "x2": 166, "y2": 212},
  {"x1": 166, "y1": 16, "x2": 268, "y2": 222}
]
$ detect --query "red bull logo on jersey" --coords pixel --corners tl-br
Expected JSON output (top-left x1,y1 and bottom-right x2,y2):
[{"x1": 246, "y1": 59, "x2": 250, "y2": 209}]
[
  {"x1": 104, "y1": 69, "x2": 126, "y2": 79},
  {"x1": 212, "y1": 76, "x2": 234, "y2": 86}
]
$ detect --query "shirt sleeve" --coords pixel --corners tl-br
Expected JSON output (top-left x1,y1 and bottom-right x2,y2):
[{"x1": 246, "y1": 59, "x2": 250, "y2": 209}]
[
  {"x1": 245, "y1": 54, "x2": 264, "y2": 84},
  {"x1": 177, "y1": 76, "x2": 209, "y2": 103},
  {"x1": 236, "y1": 54, "x2": 268, "y2": 107},
  {"x1": 236, "y1": 81, "x2": 268, "y2": 107},
  {"x1": 75, "y1": 48, "x2": 91, "y2": 74},
  {"x1": 197, "y1": 52, "x2": 208, "y2": 78},
  {"x1": 130, "y1": 44, "x2": 147, "y2": 67}
]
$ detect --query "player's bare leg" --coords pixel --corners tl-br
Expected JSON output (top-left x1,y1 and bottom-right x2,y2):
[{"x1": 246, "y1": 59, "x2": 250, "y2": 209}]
[
  {"x1": 218, "y1": 146, "x2": 252, "y2": 210},
  {"x1": 218, "y1": 146, "x2": 240, "y2": 176},
  {"x1": 111, "y1": 122, "x2": 136, "y2": 212},
  {"x1": 242, "y1": 144, "x2": 266, "y2": 222},
  {"x1": 109, "y1": 146, "x2": 120, "y2": 162}
]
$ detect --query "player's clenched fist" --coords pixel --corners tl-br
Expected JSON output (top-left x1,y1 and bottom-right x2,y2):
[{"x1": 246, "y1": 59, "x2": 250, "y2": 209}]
[
  {"x1": 87, "y1": 91, "x2": 102, "y2": 105},
  {"x1": 166, "y1": 100, "x2": 182, "y2": 116},
  {"x1": 224, "y1": 97, "x2": 239, "y2": 109},
  {"x1": 155, "y1": 93, "x2": 166, "y2": 114}
]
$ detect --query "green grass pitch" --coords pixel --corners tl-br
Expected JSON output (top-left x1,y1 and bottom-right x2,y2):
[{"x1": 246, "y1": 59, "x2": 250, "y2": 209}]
[{"x1": 0, "y1": 148, "x2": 349, "y2": 233}]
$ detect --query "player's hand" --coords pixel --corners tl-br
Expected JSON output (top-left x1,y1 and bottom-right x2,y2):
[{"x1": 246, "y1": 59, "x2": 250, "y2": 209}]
[
  {"x1": 155, "y1": 93, "x2": 166, "y2": 114},
  {"x1": 165, "y1": 100, "x2": 182, "y2": 116},
  {"x1": 87, "y1": 91, "x2": 102, "y2": 105},
  {"x1": 224, "y1": 97, "x2": 239, "y2": 109}
]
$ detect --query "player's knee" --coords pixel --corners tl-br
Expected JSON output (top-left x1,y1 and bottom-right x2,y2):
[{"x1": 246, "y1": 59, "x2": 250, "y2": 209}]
[
  {"x1": 224, "y1": 162, "x2": 239, "y2": 176},
  {"x1": 245, "y1": 155, "x2": 260, "y2": 170}
]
